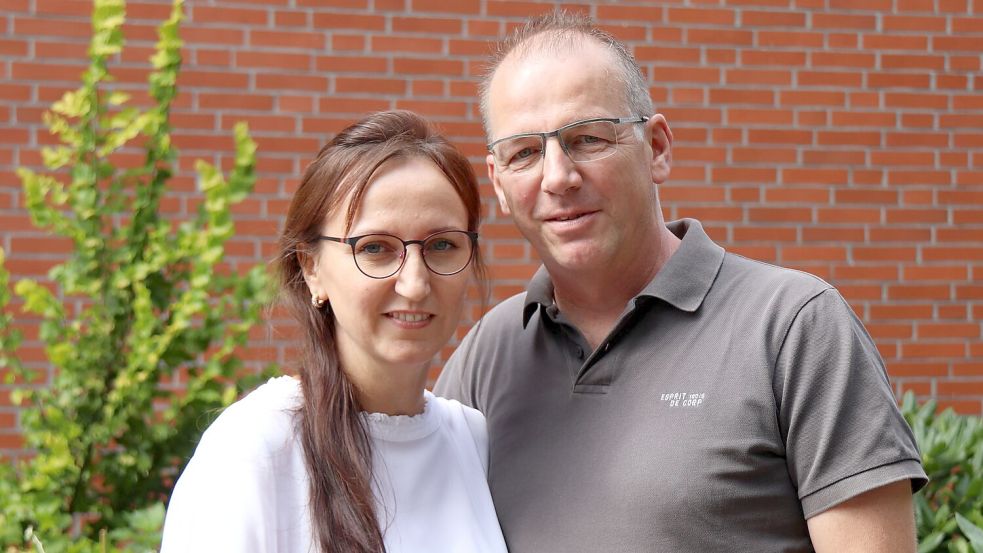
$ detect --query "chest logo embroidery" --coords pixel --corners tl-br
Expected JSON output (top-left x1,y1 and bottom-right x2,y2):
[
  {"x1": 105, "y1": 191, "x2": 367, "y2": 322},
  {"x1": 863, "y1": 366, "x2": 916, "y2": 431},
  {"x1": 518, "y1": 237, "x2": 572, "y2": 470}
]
[{"x1": 659, "y1": 391, "x2": 706, "y2": 408}]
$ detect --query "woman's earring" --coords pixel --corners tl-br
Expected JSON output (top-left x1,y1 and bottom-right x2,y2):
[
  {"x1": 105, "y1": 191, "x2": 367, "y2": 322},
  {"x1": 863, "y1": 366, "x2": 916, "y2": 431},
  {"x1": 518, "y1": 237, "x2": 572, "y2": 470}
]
[{"x1": 311, "y1": 294, "x2": 326, "y2": 309}]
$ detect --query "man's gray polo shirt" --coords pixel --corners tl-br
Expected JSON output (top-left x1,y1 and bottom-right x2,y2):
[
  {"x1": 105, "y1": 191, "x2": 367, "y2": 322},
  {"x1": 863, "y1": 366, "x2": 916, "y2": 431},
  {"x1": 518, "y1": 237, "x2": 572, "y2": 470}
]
[{"x1": 436, "y1": 218, "x2": 927, "y2": 553}]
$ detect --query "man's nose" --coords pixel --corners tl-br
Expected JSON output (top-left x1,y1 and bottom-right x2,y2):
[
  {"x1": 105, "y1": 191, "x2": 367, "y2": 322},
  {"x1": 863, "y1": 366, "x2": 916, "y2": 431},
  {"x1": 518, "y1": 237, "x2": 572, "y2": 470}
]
[{"x1": 539, "y1": 136, "x2": 581, "y2": 195}]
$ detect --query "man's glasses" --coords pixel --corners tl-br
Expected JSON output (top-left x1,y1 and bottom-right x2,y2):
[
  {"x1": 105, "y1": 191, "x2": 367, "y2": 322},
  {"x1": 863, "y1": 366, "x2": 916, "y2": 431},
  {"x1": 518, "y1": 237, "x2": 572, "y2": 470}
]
[
  {"x1": 318, "y1": 230, "x2": 478, "y2": 279},
  {"x1": 487, "y1": 116, "x2": 648, "y2": 175}
]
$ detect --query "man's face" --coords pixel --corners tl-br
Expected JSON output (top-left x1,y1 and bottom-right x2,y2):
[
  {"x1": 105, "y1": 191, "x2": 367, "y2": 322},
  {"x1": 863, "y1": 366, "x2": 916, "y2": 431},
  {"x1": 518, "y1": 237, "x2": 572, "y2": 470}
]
[{"x1": 485, "y1": 41, "x2": 671, "y2": 277}]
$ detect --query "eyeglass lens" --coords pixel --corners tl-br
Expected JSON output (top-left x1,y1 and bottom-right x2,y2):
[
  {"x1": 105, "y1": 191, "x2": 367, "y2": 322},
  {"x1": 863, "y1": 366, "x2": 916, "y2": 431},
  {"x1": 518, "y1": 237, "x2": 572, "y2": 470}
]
[
  {"x1": 351, "y1": 230, "x2": 474, "y2": 278},
  {"x1": 494, "y1": 120, "x2": 619, "y2": 173}
]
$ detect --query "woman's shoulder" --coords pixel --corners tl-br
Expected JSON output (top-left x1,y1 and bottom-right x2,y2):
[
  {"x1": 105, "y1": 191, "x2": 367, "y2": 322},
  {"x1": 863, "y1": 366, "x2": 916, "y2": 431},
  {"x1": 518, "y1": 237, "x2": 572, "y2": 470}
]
[
  {"x1": 195, "y1": 375, "x2": 302, "y2": 462},
  {"x1": 430, "y1": 393, "x2": 486, "y2": 428}
]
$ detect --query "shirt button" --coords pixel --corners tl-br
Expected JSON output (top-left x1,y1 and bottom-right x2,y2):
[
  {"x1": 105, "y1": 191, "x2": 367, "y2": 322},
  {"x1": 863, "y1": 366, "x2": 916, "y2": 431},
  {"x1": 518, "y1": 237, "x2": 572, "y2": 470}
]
[{"x1": 575, "y1": 347, "x2": 584, "y2": 359}]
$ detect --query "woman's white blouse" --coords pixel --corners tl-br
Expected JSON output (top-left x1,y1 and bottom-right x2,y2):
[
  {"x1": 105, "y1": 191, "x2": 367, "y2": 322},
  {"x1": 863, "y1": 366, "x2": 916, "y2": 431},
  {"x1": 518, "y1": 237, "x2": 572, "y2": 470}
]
[{"x1": 160, "y1": 376, "x2": 507, "y2": 553}]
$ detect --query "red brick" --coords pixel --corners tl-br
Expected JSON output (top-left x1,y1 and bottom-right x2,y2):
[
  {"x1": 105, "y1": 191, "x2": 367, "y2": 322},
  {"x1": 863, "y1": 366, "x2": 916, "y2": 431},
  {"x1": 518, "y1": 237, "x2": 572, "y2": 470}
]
[
  {"x1": 801, "y1": 150, "x2": 865, "y2": 165},
  {"x1": 881, "y1": 54, "x2": 945, "y2": 71},
  {"x1": 393, "y1": 58, "x2": 463, "y2": 77},
  {"x1": 782, "y1": 168, "x2": 848, "y2": 185},
  {"x1": 919, "y1": 323, "x2": 980, "y2": 339},
  {"x1": 732, "y1": 147, "x2": 797, "y2": 163},
  {"x1": 952, "y1": 16, "x2": 983, "y2": 32},
  {"x1": 660, "y1": 185, "x2": 727, "y2": 202},
  {"x1": 803, "y1": 227, "x2": 865, "y2": 242},
  {"x1": 414, "y1": 0, "x2": 480, "y2": 14},
  {"x1": 817, "y1": 208, "x2": 881, "y2": 224},
  {"x1": 757, "y1": 30, "x2": 823, "y2": 47},
  {"x1": 886, "y1": 132, "x2": 948, "y2": 148},
  {"x1": 955, "y1": 363, "x2": 983, "y2": 377},
  {"x1": 748, "y1": 207, "x2": 812, "y2": 223},
  {"x1": 867, "y1": 323, "x2": 914, "y2": 339},
  {"x1": 813, "y1": 13, "x2": 877, "y2": 29},
  {"x1": 636, "y1": 46, "x2": 701, "y2": 63},
  {"x1": 839, "y1": 285, "x2": 882, "y2": 301},
  {"x1": 274, "y1": 10, "x2": 308, "y2": 27},
  {"x1": 863, "y1": 34, "x2": 928, "y2": 50},
  {"x1": 854, "y1": 247, "x2": 917, "y2": 262},
  {"x1": 833, "y1": 265, "x2": 898, "y2": 280},
  {"x1": 870, "y1": 304, "x2": 933, "y2": 320},
  {"x1": 335, "y1": 77, "x2": 407, "y2": 95},
  {"x1": 935, "y1": 400, "x2": 981, "y2": 416},
  {"x1": 250, "y1": 30, "x2": 325, "y2": 50},
  {"x1": 734, "y1": 226, "x2": 798, "y2": 242},
  {"x1": 687, "y1": 28, "x2": 753, "y2": 45},
  {"x1": 199, "y1": 94, "x2": 274, "y2": 111},
  {"x1": 311, "y1": 12, "x2": 385, "y2": 31},
  {"x1": 668, "y1": 7, "x2": 735, "y2": 25},
  {"x1": 781, "y1": 246, "x2": 846, "y2": 262},
  {"x1": 868, "y1": 228, "x2": 930, "y2": 242},
  {"x1": 741, "y1": 50, "x2": 806, "y2": 67},
  {"x1": 192, "y1": 6, "x2": 268, "y2": 25},
  {"x1": 888, "y1": 171, "x2": 950, "y2": 186},
  {"x1": 596, "y1": 5, "x2": 667, "y2": 24},
  {"x1": 883, "y1": 15, "x2": 947, "y2": 31},
  {"x1": 725, "y1": 69, "x2": 790, "y2": 86},
  {"x1": 924, "y1": 247, "x2": 983, "y2": 261},
  {"x1": 885, "y1": 92, "x2": 948, "y2": 110},
  {"x1": 315, "y1": 56, "x2": 387, "y2": 74},
  {"x1": 817, "y1": 131, "x2": 880, "y2": 147},
  {"x1": 178, "y1": 70, "x2": 249, "y2": 89},
  {"x1": 741, "y1": 10, "x2": 804, "y2": 26},
  {"x1": 868, "y1": 73, "x2": 932, "y2": 89},
  {"x1": 933, "y1": 36, "x2": 983, "y2": 52},
  {"x1": 713, "y1": 167, "x2": 777, "y2": 183},
  {"x1": 373, "y1": 37, "x2": 445, "y2": 55}
]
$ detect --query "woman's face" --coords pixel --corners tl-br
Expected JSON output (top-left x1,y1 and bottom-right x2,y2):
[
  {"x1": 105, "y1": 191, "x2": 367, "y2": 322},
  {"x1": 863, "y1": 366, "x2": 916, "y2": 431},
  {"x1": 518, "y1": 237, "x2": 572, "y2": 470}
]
[{"x1": 305, "y1": 156, "x2": 473, "y2": 374}]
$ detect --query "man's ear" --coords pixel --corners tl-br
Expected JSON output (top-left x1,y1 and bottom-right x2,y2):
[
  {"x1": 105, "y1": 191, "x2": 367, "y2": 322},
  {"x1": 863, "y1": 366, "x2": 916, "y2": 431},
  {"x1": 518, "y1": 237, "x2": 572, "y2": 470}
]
[
  {"x1": 647, "y1": 114, "x2": 673, "y2": 185},
  {"x1": 487, "y1": 153, "x2": 512, "y2": 216}
]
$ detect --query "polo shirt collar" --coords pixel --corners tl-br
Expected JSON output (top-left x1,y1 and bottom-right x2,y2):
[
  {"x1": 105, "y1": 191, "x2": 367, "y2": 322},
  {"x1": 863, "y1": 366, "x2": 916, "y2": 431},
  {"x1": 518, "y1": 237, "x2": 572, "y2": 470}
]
[{"x1": 521, "y1": 218, "x2": 725, "y2": 326}]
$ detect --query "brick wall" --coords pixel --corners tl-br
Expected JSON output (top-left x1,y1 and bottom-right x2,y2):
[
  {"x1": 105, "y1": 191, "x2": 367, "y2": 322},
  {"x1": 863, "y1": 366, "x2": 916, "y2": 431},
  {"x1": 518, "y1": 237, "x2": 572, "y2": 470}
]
[{"x1": 1, "y1": 0, "x2": 981, "y2": 457}]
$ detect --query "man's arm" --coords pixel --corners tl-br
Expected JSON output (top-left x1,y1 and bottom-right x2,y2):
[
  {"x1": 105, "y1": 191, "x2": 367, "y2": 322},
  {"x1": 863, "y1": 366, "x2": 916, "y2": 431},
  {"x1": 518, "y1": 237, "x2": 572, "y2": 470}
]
[{"x1": 806, "y1": 480, "x2": 917, "y2": 553}]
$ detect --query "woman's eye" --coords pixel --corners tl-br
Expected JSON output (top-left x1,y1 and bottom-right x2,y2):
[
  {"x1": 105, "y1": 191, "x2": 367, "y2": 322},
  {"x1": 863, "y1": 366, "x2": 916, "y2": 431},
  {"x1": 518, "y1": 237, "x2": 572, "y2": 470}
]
[
  {"x1": 429, "y1": 239, "x2": 455, "y2": 252},
  {"x1": 359, "y1": 242, "x2": 391, "y2": 255}
]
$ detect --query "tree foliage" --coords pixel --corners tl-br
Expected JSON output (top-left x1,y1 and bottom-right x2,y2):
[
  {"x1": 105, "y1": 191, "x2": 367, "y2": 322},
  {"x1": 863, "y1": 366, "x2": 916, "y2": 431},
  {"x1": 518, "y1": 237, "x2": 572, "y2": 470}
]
[{"x1": 0, "y1": 0, "x2": 270, "y2": 549}]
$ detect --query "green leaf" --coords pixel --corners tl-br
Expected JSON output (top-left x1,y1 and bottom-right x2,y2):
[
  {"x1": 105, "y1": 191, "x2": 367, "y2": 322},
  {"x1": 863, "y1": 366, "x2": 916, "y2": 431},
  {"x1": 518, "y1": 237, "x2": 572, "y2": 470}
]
[
  {"x1": 956, "y1": 514, "x2": 983, "y2": 553},
  {"x1": 921, "y1": 531, "x2": 946, "y2": 553}
]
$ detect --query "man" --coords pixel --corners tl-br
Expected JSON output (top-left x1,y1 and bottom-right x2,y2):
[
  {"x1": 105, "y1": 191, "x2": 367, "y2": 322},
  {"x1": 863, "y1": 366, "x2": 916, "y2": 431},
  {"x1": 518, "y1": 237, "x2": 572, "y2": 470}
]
[{"x1": 435, "y1": 11, "x2": 927, "y2": 553}]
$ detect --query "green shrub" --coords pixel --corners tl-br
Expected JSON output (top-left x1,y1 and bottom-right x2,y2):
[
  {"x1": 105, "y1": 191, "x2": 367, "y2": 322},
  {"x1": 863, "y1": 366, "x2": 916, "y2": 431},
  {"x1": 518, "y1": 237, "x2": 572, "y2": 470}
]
[
  {"x1": 902, "y1": 392, "x2": 983, "y2": 553},
  {"x1": 0, "y1": 0, "x2": 270, "y2": 549}
]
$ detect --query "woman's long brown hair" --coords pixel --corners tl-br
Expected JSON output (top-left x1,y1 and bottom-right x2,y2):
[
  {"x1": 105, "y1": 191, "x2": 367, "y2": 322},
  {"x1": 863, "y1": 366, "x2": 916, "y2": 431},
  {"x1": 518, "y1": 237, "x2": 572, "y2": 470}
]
[{"x1": 273, "y1": 110, "x2": 484, "y2": 553}]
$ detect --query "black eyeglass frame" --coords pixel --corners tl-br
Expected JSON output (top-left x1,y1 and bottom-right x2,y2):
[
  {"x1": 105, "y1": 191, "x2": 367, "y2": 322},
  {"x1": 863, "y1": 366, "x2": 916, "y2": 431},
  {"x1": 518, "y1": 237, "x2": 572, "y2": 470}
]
[
  {"x1": 318, "y1": 230, "x2": 479, "y2": 279},
  {"x1": 486, "y1": 115, "x2": 650, "y2": 167}
]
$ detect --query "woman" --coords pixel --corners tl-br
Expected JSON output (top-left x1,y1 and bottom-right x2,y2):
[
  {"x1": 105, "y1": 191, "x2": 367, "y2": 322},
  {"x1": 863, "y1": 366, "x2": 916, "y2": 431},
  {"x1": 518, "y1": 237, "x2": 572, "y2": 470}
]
[{"x1": 161, "y1": 111, "x2": 507, "y2": 553}]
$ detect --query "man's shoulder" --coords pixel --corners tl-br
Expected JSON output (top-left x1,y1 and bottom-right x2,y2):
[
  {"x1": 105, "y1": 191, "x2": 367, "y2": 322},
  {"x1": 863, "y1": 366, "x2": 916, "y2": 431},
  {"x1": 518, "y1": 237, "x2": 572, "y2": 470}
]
[
  {"x1": 721, "y1": 251, "x2": 833, "y2": 299},
  {"x1": 474, "y1": 291, "x2": 530, "y2": 334}
]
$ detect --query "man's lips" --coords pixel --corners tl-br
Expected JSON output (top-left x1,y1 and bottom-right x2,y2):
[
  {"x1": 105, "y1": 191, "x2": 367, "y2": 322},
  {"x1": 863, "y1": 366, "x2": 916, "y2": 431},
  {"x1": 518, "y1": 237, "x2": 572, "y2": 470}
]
[{"x1": 544, "y1": 210, "x2": 598, "y2": 223}]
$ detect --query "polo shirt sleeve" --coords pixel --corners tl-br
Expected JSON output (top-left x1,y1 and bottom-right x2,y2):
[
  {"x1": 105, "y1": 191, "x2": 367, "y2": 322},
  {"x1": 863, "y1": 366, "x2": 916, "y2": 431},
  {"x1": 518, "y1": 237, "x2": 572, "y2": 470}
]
[
  {"x1": 435, "y1": 324, "x2": 480, "y2": 409},
  {"x1": 774, "y1": 288, "x2": 927, "y2": 518}
]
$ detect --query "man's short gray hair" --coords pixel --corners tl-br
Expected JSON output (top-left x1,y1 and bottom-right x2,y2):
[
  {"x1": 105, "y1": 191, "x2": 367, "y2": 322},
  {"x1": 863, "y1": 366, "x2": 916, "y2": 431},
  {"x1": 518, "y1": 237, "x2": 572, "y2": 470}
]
[{"x1": 478, "y1": 10, "x2": 654, "y2": 139}]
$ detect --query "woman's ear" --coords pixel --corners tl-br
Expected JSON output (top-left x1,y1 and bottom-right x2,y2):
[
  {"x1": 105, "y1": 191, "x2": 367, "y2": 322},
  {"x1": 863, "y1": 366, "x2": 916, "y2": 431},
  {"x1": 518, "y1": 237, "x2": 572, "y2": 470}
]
[{"x1": 298, "y1": 245, "x2": 320, "y2": 292}]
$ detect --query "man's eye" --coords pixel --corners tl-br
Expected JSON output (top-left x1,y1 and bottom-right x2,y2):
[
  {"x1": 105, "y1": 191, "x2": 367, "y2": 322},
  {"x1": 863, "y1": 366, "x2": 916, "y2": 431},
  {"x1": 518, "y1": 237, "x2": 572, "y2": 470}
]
[{"x1": 570, "y1": 133, "x2": 603, "y2": 145}]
